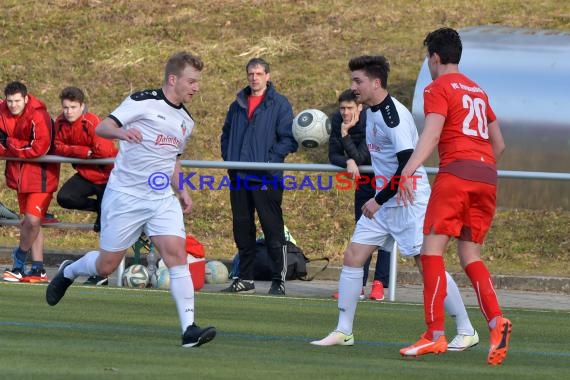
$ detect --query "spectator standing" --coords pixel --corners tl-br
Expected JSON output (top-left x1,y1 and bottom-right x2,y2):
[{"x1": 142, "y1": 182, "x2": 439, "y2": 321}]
[{"x1": 220, "y1": 58, "x2": 298, "y2": 295}]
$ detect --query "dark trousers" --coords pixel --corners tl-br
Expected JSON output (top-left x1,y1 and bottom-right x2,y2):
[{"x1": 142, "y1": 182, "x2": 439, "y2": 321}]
[
  {"x1": 230, "y1": 182, "x2": 286, "y2": 282},
  {"x1": 57, "y1": 173, "x2": 106, "y2": 223},
  {"x1": 355, "y1": 188, "x2": 391, "y2": 288}
]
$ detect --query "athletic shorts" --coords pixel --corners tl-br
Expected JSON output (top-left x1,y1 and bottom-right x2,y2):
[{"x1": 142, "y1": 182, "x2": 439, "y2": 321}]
[
  {"x1": 351, "y1": 199, "x2": 427, "y2": 257},
  {"x1": 100, "y1": 189, "x2": 186, "y2": 252},
  {"x1": 17, "y1": 192, "x2": 52, "y2": 218},
  {"x1": 424, "y1": 172, "x2": 496, "y2": 244}
]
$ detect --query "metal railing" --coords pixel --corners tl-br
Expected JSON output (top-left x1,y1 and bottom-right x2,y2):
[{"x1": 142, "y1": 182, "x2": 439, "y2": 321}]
[
  {"x1": 4, "y1": 155, "x2": 570, "y2": 180},
  {"x1": 2, "y1": 156, "x2": 569, "y2": 299}
]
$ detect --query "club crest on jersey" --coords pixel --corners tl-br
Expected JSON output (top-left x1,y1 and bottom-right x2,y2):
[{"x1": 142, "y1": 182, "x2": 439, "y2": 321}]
[
  {"x1": 181, "y1": 120, "x2": 187, "y2": 136},
  {"x1": 155, "y1": 134, "x2": 181, "y2": 147}
]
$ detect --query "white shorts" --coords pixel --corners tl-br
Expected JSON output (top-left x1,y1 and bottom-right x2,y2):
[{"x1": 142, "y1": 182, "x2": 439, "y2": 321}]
[
  {"x1": 378, "y1": 236, "x2": 395, "y2": 253},
  {"x1": 100, "y1": 189, "x2": 186, "y2": 252},
  {"x1": 351, "y1": 199, "x2": 427, "y2": 257}
]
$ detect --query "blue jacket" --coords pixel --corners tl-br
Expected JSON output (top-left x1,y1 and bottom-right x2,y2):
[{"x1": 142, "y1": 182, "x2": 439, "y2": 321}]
[{"x1": 221, "y1": 82, "x2": 298, "y2": 181}]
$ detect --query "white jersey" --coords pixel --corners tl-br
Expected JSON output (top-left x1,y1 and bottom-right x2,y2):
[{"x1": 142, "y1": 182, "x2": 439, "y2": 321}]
[
  {"x1": 366, "y1": 94, "x2": 430, "y2": 207},
  {"x1": 106, "y1": 89, "x2": 193, "y2": 200}
]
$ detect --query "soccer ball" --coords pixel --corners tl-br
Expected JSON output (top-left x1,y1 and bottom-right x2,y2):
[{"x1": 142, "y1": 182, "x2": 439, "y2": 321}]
[
  {"x1": 205, "y1": 260, "x2": 229, "y2": 284},
  {"x1": 292, "y1": 109, "x2": 331, "y2": 148},
  {"x1": 122, "y1": 264, "x2": 149, "y2": 288},
  {"x1": 150, "y1": 267, "x2": 170, "y2": 290}
]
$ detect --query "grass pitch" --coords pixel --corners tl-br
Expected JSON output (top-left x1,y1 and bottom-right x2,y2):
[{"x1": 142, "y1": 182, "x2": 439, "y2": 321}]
[{"x1": 1, "y1": 283, "x2": 568, "y2": 380}]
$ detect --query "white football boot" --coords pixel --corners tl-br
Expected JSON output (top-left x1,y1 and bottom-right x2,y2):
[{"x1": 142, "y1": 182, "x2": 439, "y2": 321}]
[
  {"x1": 447, "y1": 330, "x2": 479, "y2": 351},
  {"x1": 310, "y1": 331, "x2": 354, "y2": 346}
]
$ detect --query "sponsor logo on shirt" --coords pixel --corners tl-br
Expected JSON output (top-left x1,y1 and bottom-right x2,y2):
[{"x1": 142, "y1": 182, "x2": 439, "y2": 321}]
[{"x1": 155, "y1": 134, "x2": 181, "y2": 147}]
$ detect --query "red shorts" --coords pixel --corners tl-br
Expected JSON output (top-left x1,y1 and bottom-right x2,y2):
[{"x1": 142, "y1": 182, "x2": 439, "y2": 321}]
[
  {"x1": 423, "y1": 173, "x2": 496, "y2": 244},
  {"x1": 17, "y1": 193, "x2": 53, "y2": 218}
]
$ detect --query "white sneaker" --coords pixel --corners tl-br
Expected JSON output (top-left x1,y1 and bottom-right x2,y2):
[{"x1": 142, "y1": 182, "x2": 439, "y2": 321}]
[
  {"x1": 310, "y1": 331, "x2": 354, "y2": 346},
  {"x1": 447, "y1": 331, "x2": 479, "y2": 351}
]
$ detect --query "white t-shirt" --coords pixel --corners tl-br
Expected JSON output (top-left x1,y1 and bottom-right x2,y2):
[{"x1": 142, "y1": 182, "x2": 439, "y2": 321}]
[
  {"x1": 366, "y1": 94, "x2": 430, "y2": 208},
  {"x1": 106, "y1": 89, "x2": 193, "y2": 200}
]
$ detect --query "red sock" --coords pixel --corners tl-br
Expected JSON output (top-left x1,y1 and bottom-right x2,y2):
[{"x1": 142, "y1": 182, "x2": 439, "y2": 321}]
[
  {"x1": 421, "y1": 255, "x2": 447, "y2": 339},
  {"x1": 464, "y1": 260, "x2": 502, "y2": 324}
]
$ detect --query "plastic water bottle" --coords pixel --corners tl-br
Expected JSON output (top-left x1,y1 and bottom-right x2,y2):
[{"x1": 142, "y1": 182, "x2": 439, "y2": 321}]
[{"x1": 147, "y1": 243, "x2": 158, "y2": 279}]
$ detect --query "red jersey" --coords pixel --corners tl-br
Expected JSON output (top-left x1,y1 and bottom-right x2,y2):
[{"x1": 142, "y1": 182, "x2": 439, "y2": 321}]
[
  {"x1": 424, "y1": 73, "x2": 497, "y2": 175},
  {"x1": 53, "y1": 112, "x2": 118, "y2": 184}
]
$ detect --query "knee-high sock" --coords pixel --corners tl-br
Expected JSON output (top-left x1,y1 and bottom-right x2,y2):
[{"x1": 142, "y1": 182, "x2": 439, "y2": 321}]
[
  {"x1": 421, "y1": 255, "x2": 447, "y2": 340},
  {"x1": 169, "y1": 264, "x2": 195, "y2": 333},
  {"x1": 64, "y1": 250, "x2": 100, "y2": 279},
  {"x1": 464, "y1": 260, "x2": 502, "y2": 326},
  {"x1": 336, "y1": 266, "x2": 364, "y2": 335},
  {"x1": 444, "y1": 271, "x2": 475, "y2": 335}
]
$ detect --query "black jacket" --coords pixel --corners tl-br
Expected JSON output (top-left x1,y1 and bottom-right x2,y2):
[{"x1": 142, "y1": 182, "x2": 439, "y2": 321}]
[{"x1": 328, "y1": 108, "x2": 375, "y2": 196}]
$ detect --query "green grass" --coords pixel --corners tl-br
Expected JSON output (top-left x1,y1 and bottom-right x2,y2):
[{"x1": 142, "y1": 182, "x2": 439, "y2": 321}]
[
  {"x1": 0, "y1": 0, "x2": 569, "y2": 275},
  {"x1": 1, "y1": 282, "x2": 569, "y2": 379}
]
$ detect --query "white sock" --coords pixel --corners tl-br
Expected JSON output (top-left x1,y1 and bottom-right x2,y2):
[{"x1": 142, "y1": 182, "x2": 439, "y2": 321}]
[
  {"x1": 64, "y1": 250, "x2": 100, "y2": 279},
  {"x1": 169, "y1": 265, "x2": 195, "y2": 333},
  {"x1": 444, "y1": 271, "x2": 475, "y2": 335},
  {"x1": 336, "y1": 266, "x2": 364, "y2": 335}
]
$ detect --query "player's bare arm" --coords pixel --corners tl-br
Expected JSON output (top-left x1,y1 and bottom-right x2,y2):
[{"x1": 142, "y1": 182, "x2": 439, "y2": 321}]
[
  {"x1": 398, "y1": 113, "x2": 444, "y2": 205},
  {"x1": 172, "y1": 158, "x2": 193, "y2": 213},
  {"x1": 96, "y1": 117, "x2": 142, "y2": 143},
  {"x1": 488, "y1": 120, "x2": 506, "y2": 160}
]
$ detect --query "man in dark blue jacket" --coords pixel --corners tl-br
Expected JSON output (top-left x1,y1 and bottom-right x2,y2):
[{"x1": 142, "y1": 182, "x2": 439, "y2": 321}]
[
  {"x1": 328, "y1": 89, "x2": 392, "y2": 301},
  {"x1": 220, "y1": 58, "x2": 298, "y2": 295}
]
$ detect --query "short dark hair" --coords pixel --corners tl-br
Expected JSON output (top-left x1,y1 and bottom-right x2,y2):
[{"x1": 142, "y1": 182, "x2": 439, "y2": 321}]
[
  {"x1": 246, "y1": 57, "x2": 270, "y2": 74},
  {"x1": 4, "y1": 81, "x2": 28, "y2": 97},
  {"x1": 59, "y1": 86, "x2": 85, "y2": 104},
  {"x1": 164, "y1": 51, "x2": 204, "y2": 83},
  {"x1": 423, "y1": 27, "x2": 462, "y2": 64},
  {"x1": 348, "y1": 55, "x2": 390, "y2": 89},
  {"x1": 337, "y1": 89, "x2": 357, "y2": 104}
]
